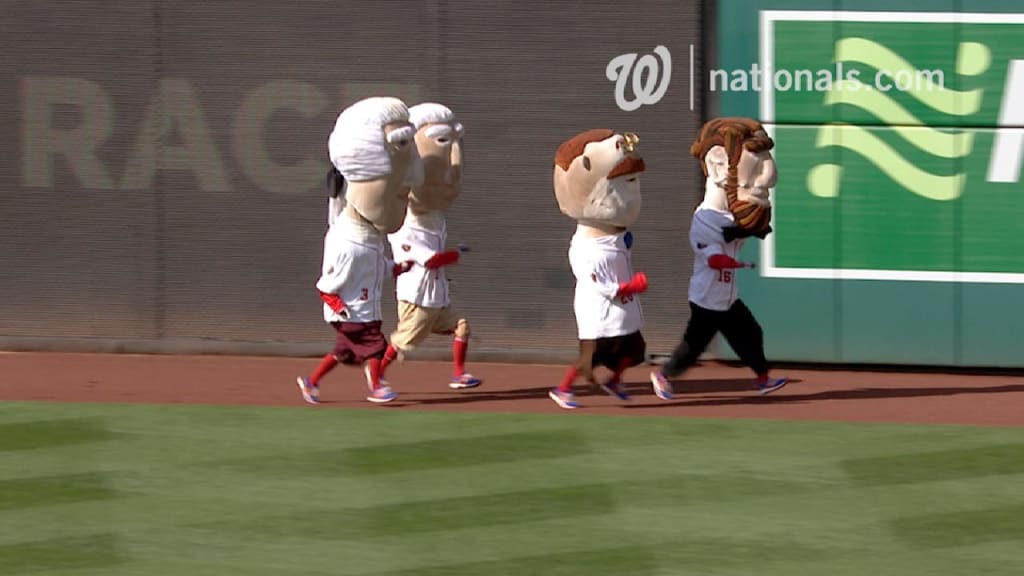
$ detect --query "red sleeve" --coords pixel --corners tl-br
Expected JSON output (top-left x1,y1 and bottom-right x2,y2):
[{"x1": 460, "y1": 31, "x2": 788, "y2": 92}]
[
  {"x1": 319, "y1": 291, "x2": 345, "y2": 313},
  {"x1": 708, "y1": 254, "x2": 744, "y2": 270},
  {"x1": 424, "y1": 250, "x2": 460, "y2": 270}
]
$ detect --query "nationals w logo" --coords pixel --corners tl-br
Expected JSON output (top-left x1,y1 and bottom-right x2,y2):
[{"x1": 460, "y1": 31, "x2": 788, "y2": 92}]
[{"x1": 606, "y1": 46, "x2": 672, "y2": 111}]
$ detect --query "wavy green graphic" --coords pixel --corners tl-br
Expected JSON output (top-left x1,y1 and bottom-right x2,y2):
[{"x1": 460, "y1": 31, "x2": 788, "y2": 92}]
[
  {"x1": 809, "y1": 125, "x2": 965, "y2": 200},
  {"x1": 824, "y1": 80, "x2": 974, "y2": 158},
  {"x1": 834, "y1": 37, "x2": 986, "y2": 115},
  {"x1": 811, "y1": 40, "x2": 989, "y2": 201}
]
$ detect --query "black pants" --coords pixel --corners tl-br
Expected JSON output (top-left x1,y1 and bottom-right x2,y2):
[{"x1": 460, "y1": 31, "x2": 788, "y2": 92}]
[
  {"x1": 661, "y1": 300, "x2": 768, "y2": 377},
  {"x1": 576, "y1": 331, "x2": 646, "y2": 383}
]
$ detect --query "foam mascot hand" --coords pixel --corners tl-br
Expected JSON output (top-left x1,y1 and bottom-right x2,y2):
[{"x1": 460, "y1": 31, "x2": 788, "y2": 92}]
[
  {"x1": 690, "y1": 117, "x2": 777, "y2": 240},
  {"x1": 393, "y1": 260, "x2": 415, "y2": 277},
  {"x1": 617, "y1": 272, "x2": 648, "y2": 297},
  {"x1": 327, "y1": 96, "x2": 424, "y2": 234}
]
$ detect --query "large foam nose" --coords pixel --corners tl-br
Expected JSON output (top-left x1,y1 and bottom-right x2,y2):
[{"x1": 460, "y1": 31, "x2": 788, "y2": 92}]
[
  {"x1": 450, "y1": 140, "x2": 463, "y2": 169},
  {"x1": 755, "y1": 157, "x2": 778, "y2": 188}
]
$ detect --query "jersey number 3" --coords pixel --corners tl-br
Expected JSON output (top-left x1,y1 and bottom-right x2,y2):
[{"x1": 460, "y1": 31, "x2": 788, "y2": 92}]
[{"x1": 717, "y1": 270, "x2": 733, "y2": 283}]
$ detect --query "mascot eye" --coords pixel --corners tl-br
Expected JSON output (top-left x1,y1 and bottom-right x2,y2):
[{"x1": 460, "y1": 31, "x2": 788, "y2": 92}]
[
  {"x1": 582, "y1": 156, "x2": 591, "y2": 171},
  {"x1": 386, "y1": 125, "x2": 416, "y2": 148},
  {"x1": 424, "y1": 124, "x2": 455, "y2": 144}
]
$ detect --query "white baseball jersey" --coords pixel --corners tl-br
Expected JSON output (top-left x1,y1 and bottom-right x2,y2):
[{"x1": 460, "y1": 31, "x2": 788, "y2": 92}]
[
  {"x1": 387, "y1": 209, "x2": 450, "y2": 308},
  {"x1": 688, "y1": 206, "x2": 743, "y2": 311},
  {"x1": 315, "y1": 216, "x2": 393, "y2": 323},
  {"x1": 568, "y1": 226, "x2": 644, "y2": 339}
]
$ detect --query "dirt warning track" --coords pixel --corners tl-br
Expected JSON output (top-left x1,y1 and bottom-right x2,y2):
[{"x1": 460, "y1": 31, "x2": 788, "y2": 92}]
[{"x1": 2, "y1": 351, "x2": 1022, "y2": 427}]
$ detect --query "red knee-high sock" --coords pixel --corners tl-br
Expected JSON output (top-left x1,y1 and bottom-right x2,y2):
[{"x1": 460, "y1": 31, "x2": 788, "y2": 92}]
[
  {"x1": 379, "y1": 344, "x2": 399, "y2": 374},
  {"x1": 558, "y1": 367, "x2": 578, "y2": 393},
  {"x1": 756, "y1": 372, "x2": 769, "y2": 384},
  {"x1": 365, "y1": 358, "x2": 383, "y2": 391},
  {"x1": 453, "y1": 337, "x2": 468, "y2": 377},
  {"x1": 309, "y1": 354, "x2": 338, "y2": 385}
]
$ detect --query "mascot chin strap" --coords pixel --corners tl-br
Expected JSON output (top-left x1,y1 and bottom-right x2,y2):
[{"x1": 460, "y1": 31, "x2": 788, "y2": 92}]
[
  {"x1": 722, "y1": 224, "x2": 771, "y2": 243},
  {"x1": 326, "y1": 166, "x2": 347, "y2": 227},
  {"x1": 327, "y1": 195, "x2": 345, "y2": 227}
]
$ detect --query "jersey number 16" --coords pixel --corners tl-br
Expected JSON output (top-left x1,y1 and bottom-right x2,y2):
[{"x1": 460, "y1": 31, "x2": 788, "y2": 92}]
[{"x1": 717, "y1": 270, "x2": 733, "y2": 283}]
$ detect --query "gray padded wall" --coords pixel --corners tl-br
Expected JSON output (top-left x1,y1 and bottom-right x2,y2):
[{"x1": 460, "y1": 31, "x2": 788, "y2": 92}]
[{"x1": 0, "y1": 0, "x2": 705, "y2": 360}]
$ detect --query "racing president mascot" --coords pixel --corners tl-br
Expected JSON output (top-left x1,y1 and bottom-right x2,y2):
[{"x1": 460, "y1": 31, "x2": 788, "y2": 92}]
[
  {"x1": 649, "y1": 117, "x2": 789, "y2": 398},
  {"x1": 295, "y1": 96, "x2": 423, "y2": 405},
  {"x1": 547, "y1": 129, "x2": 659, "y2": 409}
]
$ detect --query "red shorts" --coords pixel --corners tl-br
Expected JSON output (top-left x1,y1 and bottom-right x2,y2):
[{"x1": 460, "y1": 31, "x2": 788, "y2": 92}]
[{"x1": 331, "y1": 321, "x2": 387, "y2": 365}]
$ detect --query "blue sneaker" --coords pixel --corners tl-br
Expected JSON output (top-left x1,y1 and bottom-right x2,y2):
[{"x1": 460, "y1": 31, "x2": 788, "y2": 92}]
[
  {"x1": 296, "y1": 376, "x2": 320, "y2": 405},
  {"x1": 649, "y1": 371, "x2": 674, "y2": 400},
  {"x1": 548, "y1": 388, "x2": 580, "y2": 409},
  {"x1": 758, "y1": 377, "x2": 788, "y2": 395},
  {"x1": 450, "y1": 373, "x2": 482, "y2": 389},
  {"x1": 601, "y1": 380, "x2": 630, "y2": 401},
  {"x1": 367, "y1": 386, "x2": 398, "y2": 403}
]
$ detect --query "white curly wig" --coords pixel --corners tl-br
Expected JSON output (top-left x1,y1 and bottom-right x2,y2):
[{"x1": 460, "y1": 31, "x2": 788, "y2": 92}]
[{"x1": 327, "y1": 96, "x2": 410, "y2": 182}]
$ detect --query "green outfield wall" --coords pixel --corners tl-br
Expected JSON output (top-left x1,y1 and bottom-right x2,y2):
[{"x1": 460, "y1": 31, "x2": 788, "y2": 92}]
[{"x1": 715, "y1": 0, "x2": 1024, "y2": 367}]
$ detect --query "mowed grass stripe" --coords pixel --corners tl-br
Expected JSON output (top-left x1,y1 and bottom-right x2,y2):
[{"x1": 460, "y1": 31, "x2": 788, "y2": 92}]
[
  {"x1": 0, "y1": 418, "x2": 115, "y2": 452},
  {"x1": 619, "y1": 472, "x2": 828, "y2": 506},
  {"x1": 842, "y1": 444, "x2": 1024, "y2": 485},
  {"x1": 217, "y1": 431, "x2": 587, "y2": 477},
  {"x1": 0, "y1": 534, "x2": 122, "y2": 573},
  {"x1": 353, "y1": 546, "x2": 659, "y2": 576},
  {"x1": 190, "y1": 472, "x2": 821, "y2": 541},
  {"x1": 0, "y1": 473, "x2": 117, "y2": 511},
  {"x1": 194, "y1": 483, "x2": 616, "y2": 538},
  {"x1": 891, "y1": 503, "x2": 1024, "y2": 548}
]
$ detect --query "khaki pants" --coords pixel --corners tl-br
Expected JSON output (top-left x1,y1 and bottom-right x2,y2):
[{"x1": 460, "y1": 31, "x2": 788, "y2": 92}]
[{"x1": 390, "y1": 300, "x2": 461, "y2": 352}]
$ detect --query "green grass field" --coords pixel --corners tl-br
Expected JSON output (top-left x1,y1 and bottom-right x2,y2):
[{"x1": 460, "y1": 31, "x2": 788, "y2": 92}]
[{"x1": 1, "y1": 401, "x2": 1022, "y2": 575}]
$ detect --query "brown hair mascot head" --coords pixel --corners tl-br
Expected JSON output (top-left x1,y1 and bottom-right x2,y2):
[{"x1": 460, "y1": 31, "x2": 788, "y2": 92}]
[
  {"x1": 690, "y1": 117, "x2": 776, "y2": 239},
  {"x1": 327, "y1": 96, "x2": 424, "y2": 234},
  {"x1": 553, "y1": 129, "x2": 645, "y2": 231},
  {"x1": 406, "y1": 102, "x2": 464, "y2": 214}
]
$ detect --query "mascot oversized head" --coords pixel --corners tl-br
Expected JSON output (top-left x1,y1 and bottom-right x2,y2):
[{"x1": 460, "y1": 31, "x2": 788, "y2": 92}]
[
  {"x1": 326, "y1": 96, "x2": 424, "y2": 234},
  {"x1": 407, "y1": 102, "x2": 464, "y2": 214},
  {"x1": 554, "y1": 129, "x2": 645, "y2": 232},
  {"x1": 689, "y1": 117, "x2": 776, "y2": 240}
]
